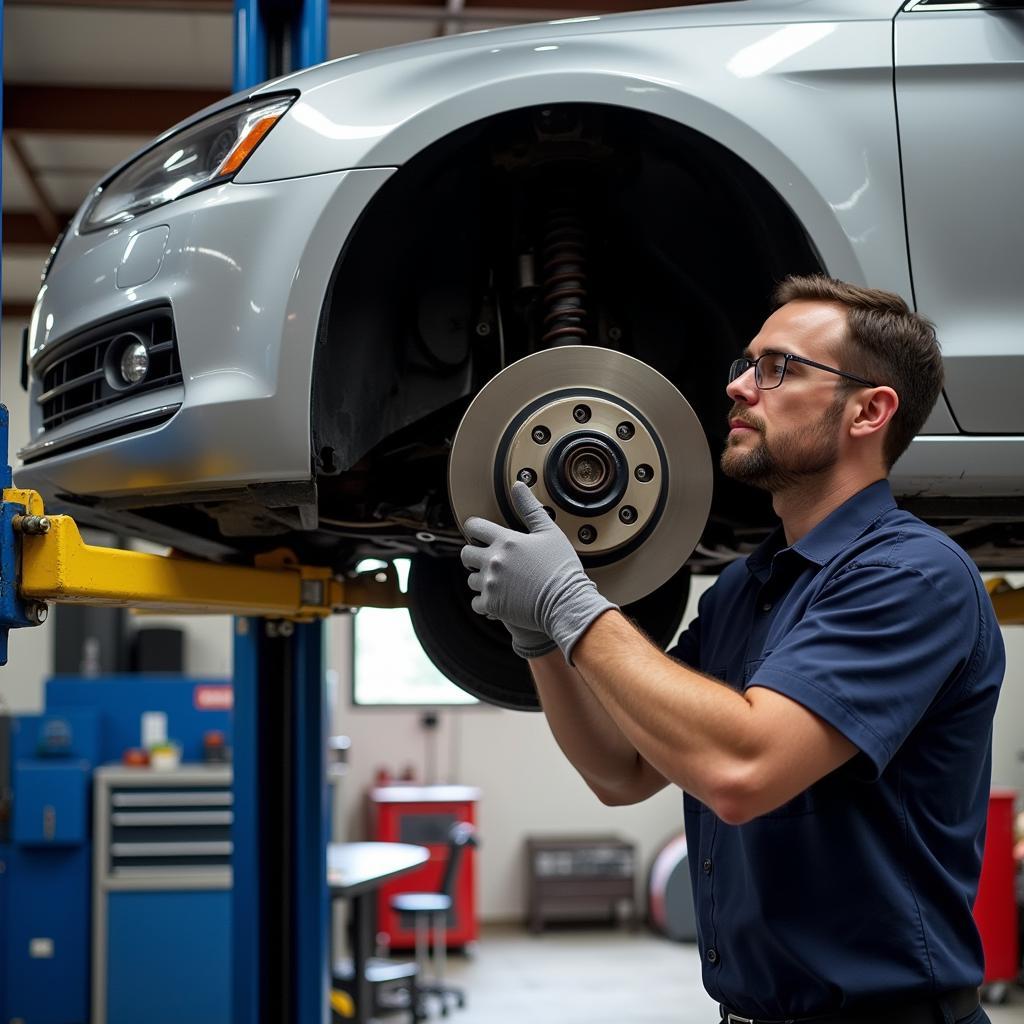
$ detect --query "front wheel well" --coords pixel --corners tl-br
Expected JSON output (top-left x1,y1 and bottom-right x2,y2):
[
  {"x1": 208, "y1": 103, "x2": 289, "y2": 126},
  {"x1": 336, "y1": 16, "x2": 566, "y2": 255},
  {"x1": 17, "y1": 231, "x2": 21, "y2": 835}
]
[{"x1": 311, "y1": 102, "x2": 824, "y2": 550}]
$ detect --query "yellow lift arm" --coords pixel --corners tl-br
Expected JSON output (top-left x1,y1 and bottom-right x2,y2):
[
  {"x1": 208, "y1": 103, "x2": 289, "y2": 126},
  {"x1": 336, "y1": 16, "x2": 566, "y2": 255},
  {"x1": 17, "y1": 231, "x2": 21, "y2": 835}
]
[
  {"x1": 986, "y1": 577, "x2": 1024, "y2": 627},
  {"x1": 4, "y1": 486, "x2": 405, "y2": 621}
]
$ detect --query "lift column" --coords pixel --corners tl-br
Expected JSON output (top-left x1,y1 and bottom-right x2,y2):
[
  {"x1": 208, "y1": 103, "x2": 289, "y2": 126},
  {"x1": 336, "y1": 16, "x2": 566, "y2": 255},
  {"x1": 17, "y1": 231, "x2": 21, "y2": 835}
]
[{"x1": 231, "y1": 2, "x2": 330, "y2": 1021}]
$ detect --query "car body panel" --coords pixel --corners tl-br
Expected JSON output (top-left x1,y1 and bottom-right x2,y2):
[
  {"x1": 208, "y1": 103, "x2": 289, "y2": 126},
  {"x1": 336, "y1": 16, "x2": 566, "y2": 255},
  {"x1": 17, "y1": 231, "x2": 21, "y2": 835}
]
[
  {"x1": 240, "y1": 12, "x2": 912, "y2": 298},
  {"x1": 895, "y1": 4, "x2": 1024, "y2": 433},
  {"x1": 18, "y1": 167, "x2": 395, "y2": 498}
]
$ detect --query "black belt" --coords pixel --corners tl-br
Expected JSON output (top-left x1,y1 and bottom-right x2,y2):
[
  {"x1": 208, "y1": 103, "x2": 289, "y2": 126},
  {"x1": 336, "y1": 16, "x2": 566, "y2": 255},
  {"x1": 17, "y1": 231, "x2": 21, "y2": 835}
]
[{"x1": 719, "y1": 986, "x2": 980, "y2": 1024}]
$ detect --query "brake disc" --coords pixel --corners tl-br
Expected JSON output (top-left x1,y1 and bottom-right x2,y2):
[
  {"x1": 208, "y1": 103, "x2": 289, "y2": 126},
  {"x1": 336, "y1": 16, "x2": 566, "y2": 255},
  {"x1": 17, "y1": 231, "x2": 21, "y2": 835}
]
[{"x1": 449, "y1": 347, "x2": 712, "y2": 606}]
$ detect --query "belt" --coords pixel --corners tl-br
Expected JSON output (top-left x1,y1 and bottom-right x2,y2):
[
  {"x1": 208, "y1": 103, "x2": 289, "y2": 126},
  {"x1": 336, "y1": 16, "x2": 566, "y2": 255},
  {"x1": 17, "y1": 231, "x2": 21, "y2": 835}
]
[{"x1": 720, "y1": 986, "x2": 980, "y2": 1024}]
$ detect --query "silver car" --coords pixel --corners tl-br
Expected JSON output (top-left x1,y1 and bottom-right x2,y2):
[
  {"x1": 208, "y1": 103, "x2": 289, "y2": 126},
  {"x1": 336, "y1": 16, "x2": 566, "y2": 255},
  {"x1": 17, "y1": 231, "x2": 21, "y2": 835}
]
[{"x1": 16, "y1": 0, "x2": 1024, "y2": 706}]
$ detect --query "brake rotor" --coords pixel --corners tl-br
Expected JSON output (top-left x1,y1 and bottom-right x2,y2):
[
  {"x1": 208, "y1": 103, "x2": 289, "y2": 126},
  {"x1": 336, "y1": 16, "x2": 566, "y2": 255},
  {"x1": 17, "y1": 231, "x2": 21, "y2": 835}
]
[{"x1": 449, "y1": 347, "x2": 712, "y2": 606}]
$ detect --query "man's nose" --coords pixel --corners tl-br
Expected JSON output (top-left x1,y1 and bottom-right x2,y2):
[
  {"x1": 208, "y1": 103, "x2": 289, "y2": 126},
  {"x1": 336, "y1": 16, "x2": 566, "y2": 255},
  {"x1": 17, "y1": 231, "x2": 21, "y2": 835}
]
[{"x1": 726, "y1": 366, "x2": 758, "y2": 404}]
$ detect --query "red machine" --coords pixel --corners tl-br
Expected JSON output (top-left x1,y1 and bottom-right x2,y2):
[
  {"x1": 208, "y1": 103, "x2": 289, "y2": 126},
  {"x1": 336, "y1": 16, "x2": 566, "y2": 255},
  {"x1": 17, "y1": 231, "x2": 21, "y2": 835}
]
[
  {"x1": 973, "y1": 788, "x2": 1019, "y2": 991},
  {"x1": 369, "y1": 784, "x2": 480, "y2": 950}
]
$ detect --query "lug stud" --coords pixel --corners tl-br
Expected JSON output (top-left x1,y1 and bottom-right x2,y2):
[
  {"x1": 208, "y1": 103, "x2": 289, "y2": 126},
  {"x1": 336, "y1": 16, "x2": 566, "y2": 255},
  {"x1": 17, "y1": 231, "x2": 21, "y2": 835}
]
[
  {"x1": 634, "y1": 464, "x2": 654, "y2": 482},
  {"x1": 517, "y1": 468, "x2": 537, "y2": 486},
  {"x1": 26, "y1": 601, "x2": 48, "y2": 625},
  {"x1": 619, "y1": 505, "x2": 638, "y2": 525},
  {"x1": 13, "y1": 514, "x2": 51, "y2": 535},
  {"x1": 572, "y1": 405, "x2": 591, "y2": 424},
  {"x1": 544, "y1": 506, "x2": 556, "y2": 520},
  {"x1": 577, "y1": 525, "x2": 597, "y2": 544},
  {"x1": 532, "y1": 425, "x2": 551, "y2": 444},
  {"x1": 616, "y1": 421, "x2": 635, "y2": 440}
]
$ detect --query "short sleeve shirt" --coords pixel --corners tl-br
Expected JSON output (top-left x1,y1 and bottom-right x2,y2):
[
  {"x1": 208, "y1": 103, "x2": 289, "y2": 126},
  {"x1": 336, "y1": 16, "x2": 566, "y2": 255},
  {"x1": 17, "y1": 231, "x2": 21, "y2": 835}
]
[{"x1": 667, "y1": 479, "x2": 1004, "y2": 1019}]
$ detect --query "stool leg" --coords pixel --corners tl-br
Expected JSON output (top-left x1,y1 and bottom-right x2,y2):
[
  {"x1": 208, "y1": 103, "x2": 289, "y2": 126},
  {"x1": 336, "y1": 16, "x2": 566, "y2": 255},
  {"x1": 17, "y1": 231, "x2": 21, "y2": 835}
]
[
  {"x1": 434, "y1": 911, "x2": 448, "y2": 1016},
  {"x1": 415, "y1": 913, "x2": 430, "y2": 1006}
]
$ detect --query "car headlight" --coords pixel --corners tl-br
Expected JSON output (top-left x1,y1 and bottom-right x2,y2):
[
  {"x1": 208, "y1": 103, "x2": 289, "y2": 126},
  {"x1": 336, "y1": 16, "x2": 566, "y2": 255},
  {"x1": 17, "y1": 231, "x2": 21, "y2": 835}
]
[{"x1": 80, "y1": 94, "x2": 296, "y2": 233}]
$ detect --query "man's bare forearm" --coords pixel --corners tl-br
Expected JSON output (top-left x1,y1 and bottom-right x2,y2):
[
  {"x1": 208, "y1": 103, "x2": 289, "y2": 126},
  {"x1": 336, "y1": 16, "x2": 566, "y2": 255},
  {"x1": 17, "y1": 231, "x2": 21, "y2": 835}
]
[
  {"x1": 529, "y1": 651, "x2": 668, "y2": 805},
  {"x1": 571, "y1": 610, "x2": 856, "y2": 822}
]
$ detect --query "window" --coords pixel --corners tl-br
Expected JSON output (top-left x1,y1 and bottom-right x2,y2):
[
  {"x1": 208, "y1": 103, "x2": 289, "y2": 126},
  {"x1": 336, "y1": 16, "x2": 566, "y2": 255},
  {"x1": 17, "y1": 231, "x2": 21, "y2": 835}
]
[{"x1": 351, "y1": 559, "x2": 478, "y2": 707}]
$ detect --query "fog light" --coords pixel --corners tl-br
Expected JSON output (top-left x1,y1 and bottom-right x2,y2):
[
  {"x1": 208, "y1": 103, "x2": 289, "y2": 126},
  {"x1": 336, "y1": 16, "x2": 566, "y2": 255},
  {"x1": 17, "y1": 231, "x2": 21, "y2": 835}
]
[{"x1": 120, "y1": 340, "x2": 149, "y2": 384}]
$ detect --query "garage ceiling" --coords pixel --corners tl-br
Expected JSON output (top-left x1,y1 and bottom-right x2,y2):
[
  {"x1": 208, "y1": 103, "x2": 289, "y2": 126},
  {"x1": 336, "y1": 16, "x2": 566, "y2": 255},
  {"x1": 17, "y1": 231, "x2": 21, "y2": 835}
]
[{"x1": 1, "y1": 0, "x2": 708, "y2": 319}]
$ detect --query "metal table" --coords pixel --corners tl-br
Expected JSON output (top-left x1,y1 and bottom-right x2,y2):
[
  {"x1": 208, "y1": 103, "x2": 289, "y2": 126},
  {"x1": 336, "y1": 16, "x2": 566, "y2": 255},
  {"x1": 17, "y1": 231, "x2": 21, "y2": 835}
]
[{"x1": 328, "y1": 842, "x2": 430, "y2": 1023}]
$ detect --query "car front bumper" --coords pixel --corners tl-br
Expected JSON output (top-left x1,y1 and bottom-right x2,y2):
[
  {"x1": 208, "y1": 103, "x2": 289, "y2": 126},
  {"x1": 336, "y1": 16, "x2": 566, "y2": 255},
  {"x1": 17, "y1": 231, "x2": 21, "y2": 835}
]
[{"x1": 16, "y1": 165, "x2": 396, "y2": 501}]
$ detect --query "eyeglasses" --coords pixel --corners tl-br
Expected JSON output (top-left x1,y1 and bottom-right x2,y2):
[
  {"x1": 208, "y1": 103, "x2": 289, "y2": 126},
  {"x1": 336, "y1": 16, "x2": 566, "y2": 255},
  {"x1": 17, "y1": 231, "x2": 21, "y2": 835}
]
[{"x1": 728, "y1": 352, "x2": 877, "y2": 391}]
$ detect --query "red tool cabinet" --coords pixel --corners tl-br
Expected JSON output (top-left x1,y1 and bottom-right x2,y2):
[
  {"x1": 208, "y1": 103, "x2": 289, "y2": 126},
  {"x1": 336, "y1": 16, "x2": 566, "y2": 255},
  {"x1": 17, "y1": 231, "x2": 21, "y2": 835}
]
[
  {"x1": 369, "y1": 784, "x2": 480, "y2": 950},
  {"x1": 973, "y1": 788, "x2": 1019, "y2": 986}
]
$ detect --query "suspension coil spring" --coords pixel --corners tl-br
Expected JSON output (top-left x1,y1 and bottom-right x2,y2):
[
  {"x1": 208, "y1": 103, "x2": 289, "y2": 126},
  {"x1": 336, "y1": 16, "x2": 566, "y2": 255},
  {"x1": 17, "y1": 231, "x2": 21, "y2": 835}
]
[{"x1": 541, "y1": 207, "x2": 589, "y2": 345}]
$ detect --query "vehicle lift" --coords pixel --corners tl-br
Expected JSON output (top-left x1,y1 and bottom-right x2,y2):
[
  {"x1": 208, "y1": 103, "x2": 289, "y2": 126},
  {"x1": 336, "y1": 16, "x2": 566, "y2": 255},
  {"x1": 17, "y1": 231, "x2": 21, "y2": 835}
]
[{"x1": 0, "y1": 7, "x2": 391, "y2": 1022}]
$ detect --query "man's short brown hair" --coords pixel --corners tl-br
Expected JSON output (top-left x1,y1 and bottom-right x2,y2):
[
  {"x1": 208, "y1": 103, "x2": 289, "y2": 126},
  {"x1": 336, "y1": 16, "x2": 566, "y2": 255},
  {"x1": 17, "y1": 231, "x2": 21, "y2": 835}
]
[{"x1": 772, "y1": 274, "x2": 943, "y2": 470}]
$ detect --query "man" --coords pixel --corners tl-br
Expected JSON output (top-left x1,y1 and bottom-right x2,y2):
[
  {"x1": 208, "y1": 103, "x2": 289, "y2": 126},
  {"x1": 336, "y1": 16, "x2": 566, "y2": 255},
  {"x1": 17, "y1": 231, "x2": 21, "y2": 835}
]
[{"x1": 461, "y1": 275, "x2": 1004, "y2": 1024}]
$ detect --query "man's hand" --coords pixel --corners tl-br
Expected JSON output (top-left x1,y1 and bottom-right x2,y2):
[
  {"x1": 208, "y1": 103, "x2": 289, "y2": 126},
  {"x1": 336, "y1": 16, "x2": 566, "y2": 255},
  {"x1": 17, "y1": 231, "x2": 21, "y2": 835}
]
[{"x1": 460, "y1": 481, "x2": 617, "y2": 663}]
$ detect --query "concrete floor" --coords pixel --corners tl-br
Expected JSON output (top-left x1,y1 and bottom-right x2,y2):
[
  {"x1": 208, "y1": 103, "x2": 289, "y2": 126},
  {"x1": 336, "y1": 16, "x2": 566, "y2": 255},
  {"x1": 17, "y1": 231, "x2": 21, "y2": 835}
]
[{"x1": 432, "y1": 924, "x2": 1024, "y2": 1024}]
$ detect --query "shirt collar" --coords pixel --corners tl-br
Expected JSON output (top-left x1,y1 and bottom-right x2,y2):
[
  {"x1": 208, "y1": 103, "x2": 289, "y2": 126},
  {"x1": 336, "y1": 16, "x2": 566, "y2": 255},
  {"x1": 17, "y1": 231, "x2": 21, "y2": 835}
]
[{"x1": 746, "y1": 479, "x2": 897, "y2": 579}]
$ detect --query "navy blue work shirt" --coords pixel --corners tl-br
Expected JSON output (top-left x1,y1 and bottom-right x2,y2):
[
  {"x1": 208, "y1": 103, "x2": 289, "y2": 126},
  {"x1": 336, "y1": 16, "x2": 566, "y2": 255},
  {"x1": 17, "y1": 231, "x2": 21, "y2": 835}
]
[{"x1": 668, "y1": 479, "x2": 1004, "y2": 1019}]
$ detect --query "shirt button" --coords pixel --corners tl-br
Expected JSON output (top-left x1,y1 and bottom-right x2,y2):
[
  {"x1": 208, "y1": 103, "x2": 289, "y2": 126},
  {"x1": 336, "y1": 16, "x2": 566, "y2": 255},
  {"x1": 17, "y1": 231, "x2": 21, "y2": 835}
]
[
  {"x1": 703, "y1": 858, "x2": 712, "y2": 874},
  {"x1": 706, "y1": 947, "x2": 719, "y2": 964}
]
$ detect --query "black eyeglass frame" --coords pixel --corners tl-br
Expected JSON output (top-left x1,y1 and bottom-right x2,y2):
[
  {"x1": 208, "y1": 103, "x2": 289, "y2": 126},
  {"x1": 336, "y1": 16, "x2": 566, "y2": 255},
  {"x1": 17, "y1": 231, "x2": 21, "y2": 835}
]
[{"x1": 728, "y1": 352, "x2": 877, "y2": 391}]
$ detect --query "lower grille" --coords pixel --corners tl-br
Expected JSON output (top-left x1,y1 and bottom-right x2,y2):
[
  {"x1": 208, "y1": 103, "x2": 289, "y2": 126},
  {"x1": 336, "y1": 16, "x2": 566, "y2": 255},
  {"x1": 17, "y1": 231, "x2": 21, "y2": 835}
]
[{"x1": 38, "y1": 306, "x2": 181, "y2": 431}]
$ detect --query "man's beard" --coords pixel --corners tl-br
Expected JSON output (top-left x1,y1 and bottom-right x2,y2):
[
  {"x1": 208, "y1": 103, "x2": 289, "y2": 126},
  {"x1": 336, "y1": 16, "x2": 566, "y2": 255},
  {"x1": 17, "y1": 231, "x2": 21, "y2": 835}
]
[{"x1": 720, "y1": 397, "x2": 845, "y2": 493}]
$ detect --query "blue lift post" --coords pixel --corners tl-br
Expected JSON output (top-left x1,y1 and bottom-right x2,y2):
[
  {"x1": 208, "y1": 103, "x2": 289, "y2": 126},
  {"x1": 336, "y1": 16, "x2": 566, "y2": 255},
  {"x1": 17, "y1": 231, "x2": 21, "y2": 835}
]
[{"x1": 230, "y1": 3, "x2": 331, "y2": 1023}]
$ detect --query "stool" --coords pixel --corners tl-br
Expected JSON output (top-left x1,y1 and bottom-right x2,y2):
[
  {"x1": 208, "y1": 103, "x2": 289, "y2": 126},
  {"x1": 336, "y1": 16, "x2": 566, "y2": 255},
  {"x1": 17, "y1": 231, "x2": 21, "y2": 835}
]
[{"x1": 389, "y1": 822, "x2": 478, "y2": 1017}]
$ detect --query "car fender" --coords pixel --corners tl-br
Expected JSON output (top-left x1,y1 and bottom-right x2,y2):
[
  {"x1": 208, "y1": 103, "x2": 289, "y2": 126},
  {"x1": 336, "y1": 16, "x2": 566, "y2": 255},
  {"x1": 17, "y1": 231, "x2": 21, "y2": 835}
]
[{"x1": 238, "y1": 10, "x2": 911, "y2": 297}]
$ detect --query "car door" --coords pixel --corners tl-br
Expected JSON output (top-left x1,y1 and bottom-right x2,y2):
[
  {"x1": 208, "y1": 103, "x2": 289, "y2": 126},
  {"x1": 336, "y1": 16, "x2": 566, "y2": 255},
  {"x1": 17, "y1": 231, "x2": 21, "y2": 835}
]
[{"x1": 895, "y1": 0, "x2": 1024, "y2": 433}]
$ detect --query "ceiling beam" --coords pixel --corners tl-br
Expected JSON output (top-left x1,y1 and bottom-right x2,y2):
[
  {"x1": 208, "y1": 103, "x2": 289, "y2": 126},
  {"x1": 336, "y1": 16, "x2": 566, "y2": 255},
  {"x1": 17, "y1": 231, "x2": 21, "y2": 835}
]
[
  {"x1": 4, "y1": 85, "x2": 227, "y2": 136},
  {"x1": 2, "y1": 303, "x2": 36, "y2": 322},
  {"x1": 4, "y1": 133, "x2": 62, "y2": 241},
  {"x1": 3, "y1": 212, "x2": 76, "y2": 247}
]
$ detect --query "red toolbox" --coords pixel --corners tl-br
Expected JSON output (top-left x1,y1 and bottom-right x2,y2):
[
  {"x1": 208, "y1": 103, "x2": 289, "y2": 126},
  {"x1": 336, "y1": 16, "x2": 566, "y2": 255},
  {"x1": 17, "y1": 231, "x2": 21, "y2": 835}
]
[
  {"x1": 370, "y1": 784, "x2": 480, "y2": 950},
  {"x1": 973, "y1": 788, "x2": 1019, "y2": 985}
]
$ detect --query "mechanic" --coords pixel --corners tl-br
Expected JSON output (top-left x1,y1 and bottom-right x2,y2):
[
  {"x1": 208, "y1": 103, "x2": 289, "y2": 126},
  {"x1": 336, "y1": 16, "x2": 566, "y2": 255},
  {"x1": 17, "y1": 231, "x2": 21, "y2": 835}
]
[{"x1": 461, "y1": 275, "x2": 1005, "y2": 1024}]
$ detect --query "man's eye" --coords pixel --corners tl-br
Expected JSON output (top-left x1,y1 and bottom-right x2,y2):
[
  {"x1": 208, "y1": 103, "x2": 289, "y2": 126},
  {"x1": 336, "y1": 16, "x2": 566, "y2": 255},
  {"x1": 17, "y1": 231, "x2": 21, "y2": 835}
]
[{"x1": 766, "y1": 357, "x2": 786, "y2": 377}]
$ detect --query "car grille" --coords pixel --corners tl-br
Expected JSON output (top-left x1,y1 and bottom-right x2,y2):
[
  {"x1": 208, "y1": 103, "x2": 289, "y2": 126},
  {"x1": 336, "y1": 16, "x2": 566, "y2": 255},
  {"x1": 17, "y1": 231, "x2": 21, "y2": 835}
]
[{"x1": 38, "y1": 306, "x2": 182, "y2": 432}]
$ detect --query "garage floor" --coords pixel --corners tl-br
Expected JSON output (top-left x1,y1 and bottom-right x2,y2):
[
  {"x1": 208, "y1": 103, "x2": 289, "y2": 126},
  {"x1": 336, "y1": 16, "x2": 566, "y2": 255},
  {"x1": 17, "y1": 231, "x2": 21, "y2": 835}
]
[{"x1": 438, "y1": 925, "x2": 1024, "y2": 1024}]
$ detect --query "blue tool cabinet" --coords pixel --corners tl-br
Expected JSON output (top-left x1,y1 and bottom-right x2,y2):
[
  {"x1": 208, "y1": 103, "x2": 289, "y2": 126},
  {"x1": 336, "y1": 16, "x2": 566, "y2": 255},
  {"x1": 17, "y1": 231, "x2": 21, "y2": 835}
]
[{"x1": 92, "y1": 764, "x2": 232, "y2": 1024}]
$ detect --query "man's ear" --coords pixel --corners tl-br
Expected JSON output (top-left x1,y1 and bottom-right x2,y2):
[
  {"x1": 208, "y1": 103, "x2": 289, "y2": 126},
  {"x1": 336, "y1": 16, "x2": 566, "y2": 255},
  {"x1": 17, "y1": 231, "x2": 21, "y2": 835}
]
[{"x1": 849, "y1": 387, "x2": 899, "y2": 440}]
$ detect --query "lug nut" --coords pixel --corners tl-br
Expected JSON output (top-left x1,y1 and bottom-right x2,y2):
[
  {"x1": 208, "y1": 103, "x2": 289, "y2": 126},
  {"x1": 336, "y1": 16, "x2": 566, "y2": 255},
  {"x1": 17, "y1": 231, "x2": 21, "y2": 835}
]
[
  {"x1": 532, "y1": 425, "x2": 551, "y2": 444},
  {"x1": 616, "y1": 421, "x2": 635, "y2": 440},
  {"x1": 619, "y1": 505, "x2": 638, "y2": 525},
  {"x1": 577, "y1": 525, "x2": 597, "y2": 545},
  {"x1": 517, "y1": 468, "x2": 537, "y2": 486},
  {"x1": 572, "y1": 404, "x2": 592, "y2": 424},
  {"x1": 635, "y1": 464, "x2": 654, "y2": 482},
  {"x1": 544, "y1": 506, "x2": 556, "y2": 520}
]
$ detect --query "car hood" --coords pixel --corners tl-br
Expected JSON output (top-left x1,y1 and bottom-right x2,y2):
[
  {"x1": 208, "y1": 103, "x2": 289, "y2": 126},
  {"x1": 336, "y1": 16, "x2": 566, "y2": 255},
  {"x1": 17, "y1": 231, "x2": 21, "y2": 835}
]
[
  {"x1": 253, "y1": 0, "x2": 902, "y2": 97},
  {"x1": 76, "y1": 0, "x2": 902, "y2": 212}
]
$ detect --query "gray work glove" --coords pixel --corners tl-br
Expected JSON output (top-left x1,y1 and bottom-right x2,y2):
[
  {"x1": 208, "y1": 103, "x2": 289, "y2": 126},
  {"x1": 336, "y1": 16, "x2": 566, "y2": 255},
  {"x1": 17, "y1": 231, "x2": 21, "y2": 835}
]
[
  {"x1": 504, "y1": 622, "x2": 558, "y2": 661},
  {"x1": 461, "y1": 481, "x2": 617, "y2": 664}
]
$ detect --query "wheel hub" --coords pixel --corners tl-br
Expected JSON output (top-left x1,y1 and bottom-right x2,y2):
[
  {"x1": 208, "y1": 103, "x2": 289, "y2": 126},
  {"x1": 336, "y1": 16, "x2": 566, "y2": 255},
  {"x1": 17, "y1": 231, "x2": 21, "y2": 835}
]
[{"x1": 448, "y1": 346, "x2": 713, "y2": 606}]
